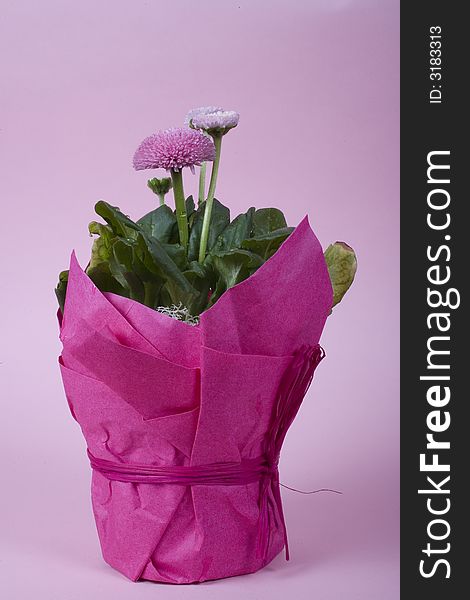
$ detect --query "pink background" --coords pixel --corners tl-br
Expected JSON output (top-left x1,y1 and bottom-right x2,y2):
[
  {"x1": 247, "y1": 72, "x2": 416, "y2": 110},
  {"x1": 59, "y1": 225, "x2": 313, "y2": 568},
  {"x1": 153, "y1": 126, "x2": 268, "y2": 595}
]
[{"x1": 0, "y1": 0, "x2": 399, "y2": 598}]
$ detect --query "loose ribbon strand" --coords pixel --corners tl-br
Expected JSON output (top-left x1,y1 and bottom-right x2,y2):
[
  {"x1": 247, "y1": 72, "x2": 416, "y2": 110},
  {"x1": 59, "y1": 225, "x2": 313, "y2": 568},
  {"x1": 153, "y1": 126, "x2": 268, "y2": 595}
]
[{"x1": 279, "y1": 483, "x2": 342, "y2": 495}]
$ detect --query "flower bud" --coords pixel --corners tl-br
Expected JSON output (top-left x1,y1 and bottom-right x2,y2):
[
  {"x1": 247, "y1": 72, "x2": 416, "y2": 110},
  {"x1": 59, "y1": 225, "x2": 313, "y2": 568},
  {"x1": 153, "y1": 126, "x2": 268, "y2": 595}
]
[{"x1": 147, "y1": 177, "x2": 173, "y2": 196}]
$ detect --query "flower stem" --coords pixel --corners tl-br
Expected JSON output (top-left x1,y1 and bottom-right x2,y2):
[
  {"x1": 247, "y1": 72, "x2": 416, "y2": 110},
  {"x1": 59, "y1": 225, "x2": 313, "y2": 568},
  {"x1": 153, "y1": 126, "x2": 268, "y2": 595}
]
[
  {"x1": 198, "y1": 135, "x2": 222, "y2": 263},
  {"x1": 170, "y1": 169, "x2": 188, "y2": 252},
  {"x1": 198, "y1": 162, "x2": 207, "y2": 205},
  {"x1": 158, "y1": 193, "x2": 165, "y2": 206}
]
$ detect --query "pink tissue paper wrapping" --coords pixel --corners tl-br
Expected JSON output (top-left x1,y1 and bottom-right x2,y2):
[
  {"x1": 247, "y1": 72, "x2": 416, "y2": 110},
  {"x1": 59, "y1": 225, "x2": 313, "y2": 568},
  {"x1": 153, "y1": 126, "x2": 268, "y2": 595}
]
[{"x1": 58, "y1": 216, "x2": 333, "y2": 584}]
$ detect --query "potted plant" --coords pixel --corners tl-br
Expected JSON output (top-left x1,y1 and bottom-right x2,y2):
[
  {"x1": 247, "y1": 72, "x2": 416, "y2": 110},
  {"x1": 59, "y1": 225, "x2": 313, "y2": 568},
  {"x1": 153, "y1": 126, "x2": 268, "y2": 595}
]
[{"x1": 56, "y1": 107, "x2": 356, "y2": 584}]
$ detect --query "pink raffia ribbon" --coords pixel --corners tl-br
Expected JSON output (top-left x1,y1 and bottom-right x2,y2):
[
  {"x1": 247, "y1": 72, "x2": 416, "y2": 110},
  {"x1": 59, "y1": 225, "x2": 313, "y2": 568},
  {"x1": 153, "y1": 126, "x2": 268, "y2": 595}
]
[
  {"x1": 256, "y1": 344, "x2": 325, "y2": 561},
  {"x1": 88, "y1": 452, "x2": 274, "y2": 485},
  {"x1": 87, "y1": 344, "x2": 324, "y2": 563}
]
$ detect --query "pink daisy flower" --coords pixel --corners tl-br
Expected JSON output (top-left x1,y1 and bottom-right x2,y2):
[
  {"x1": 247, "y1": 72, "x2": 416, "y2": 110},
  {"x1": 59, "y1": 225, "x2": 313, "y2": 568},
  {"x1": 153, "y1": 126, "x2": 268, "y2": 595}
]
[
  {"x1": 184, "y1": 106, "x2": 224, "y2": 126},
  {"x1": 133, "y1": 128, "x2": 216, "y2": 173},
  {"x1": 185, "y1": 106, "x2": 240, "y2": 134}
]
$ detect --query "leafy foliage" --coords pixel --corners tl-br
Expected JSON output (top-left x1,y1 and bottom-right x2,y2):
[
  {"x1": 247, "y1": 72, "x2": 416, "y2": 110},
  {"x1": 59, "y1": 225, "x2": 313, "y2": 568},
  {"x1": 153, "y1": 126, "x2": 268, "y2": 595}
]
[
  {"x1": 55, "y1": 199, "x2": 297, "y2": 317},
  {"x1": 56, "y1": 200, "x2": 357, "y2": 319}
]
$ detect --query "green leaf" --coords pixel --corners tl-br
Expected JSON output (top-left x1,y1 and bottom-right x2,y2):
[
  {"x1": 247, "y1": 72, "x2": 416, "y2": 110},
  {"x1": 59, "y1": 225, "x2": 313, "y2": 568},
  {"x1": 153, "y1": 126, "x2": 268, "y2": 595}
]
[
  {"x1": 137, "y1": 204, "x2": 176, "y2": 242},
  {"x1": 123, "y1": 272, "x2": 145, "y2": 302},
  {"x1": 113, "y1": 239, "x2": 165, "y2": 308},
  {"x1": 252, "y1": 208, "x2": 287, "y2": 236},
  {"x1": 55, "y1": 270, "x2": 69, "y2": 314},
  {"x1": 324, "y1": 242, "x2": 357, "y2": 309},
  {"x1": 185, "y1": 260, "x2": 206, "y2": 280},
  {"x1": 88, "y1": 226, "x2": 150, "y2": 303},
  {"x1": 95, "y1": 201, "x2": 140, "y2": 237},
  {"x1": 88, "y1": 222, "x2": 114, "y2": 269},
  {"x1": 161, "y1": 259, "x2": 214, "y2": 316},
  {"x1": 161, "y1": 242, "x2": 187, "y2": 270},
  {"x1": 241, "y1": 226, "x2": 293, "y2": 260},
  {"x1": 186, "y1": 195, "x2": 195, "y2": 217},
  {"x1": 208, "y1": 199, "x2": 230, "y2": 249},
  {"x1": 109, "y1": 239, "x2": 139, "y2": 295},
  {"x1": 86, "y1": 263, "x2": 129, "y2": 297},
  {"x1": 142, "y1": 280, "x2": 164, "y2": 309},
  {"x1": 187, "y1": 199, "x2": 231, "y2": 262},
  {"x1": 136, "y1": 232, "x2": 196, "y2": 296},
  {"x1": 182, "y1": 261, "x2": 213, "y2": 315},
  {"x1": 209, "y1": 249, "x2": 264, "y2": 306},
  {"x1": 212, "y1": 207, "x2": 255, "y2": 252}
]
